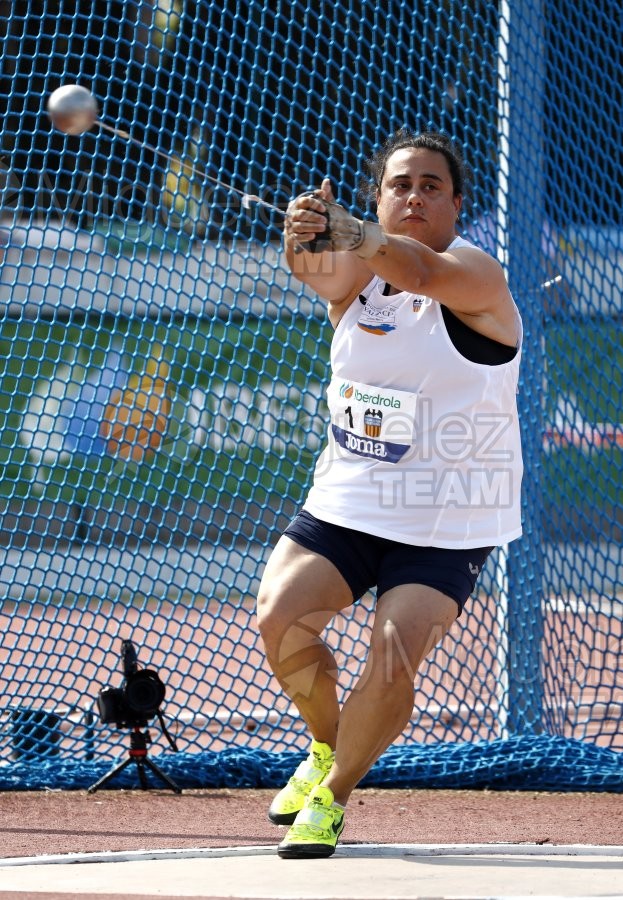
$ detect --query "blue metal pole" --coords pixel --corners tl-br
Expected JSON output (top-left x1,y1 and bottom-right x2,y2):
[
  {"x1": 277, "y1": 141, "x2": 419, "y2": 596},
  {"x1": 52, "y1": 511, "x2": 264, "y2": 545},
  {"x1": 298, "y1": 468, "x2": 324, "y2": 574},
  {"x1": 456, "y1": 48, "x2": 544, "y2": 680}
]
[{"x1": 503, "y1": 0, "x2": 547, "y2": 733}]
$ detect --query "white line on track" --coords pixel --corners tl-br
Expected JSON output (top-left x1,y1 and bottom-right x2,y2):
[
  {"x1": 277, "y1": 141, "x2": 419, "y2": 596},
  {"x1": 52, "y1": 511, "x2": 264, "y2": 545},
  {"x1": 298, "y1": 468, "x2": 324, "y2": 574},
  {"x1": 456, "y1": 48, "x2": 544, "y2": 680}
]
[{"x1": 1, "y1": 842, "x2": 623, "y2": 867}]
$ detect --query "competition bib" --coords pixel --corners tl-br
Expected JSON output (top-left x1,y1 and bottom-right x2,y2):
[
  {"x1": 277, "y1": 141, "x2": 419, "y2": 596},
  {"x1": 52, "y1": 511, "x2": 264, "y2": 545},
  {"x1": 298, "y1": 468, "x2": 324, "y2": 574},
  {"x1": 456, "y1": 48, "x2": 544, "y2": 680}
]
[{"x1": 326, "y1": 377, "x2": 418, "y2": 463}]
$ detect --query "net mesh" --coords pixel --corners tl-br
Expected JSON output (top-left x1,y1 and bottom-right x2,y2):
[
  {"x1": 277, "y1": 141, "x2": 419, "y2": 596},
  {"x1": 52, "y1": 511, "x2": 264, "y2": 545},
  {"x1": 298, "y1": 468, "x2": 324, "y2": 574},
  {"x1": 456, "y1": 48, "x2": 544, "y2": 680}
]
[{"x1": 0, "y1": 0, "x2": 622, "y2": 791}]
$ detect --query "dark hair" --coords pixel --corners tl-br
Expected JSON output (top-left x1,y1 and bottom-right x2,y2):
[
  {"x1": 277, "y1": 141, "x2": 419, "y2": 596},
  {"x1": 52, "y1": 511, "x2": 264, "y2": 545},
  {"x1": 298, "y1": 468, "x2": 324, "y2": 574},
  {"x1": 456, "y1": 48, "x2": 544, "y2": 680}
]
[{"x1": 358, "y1": 129, "x2": 470, "y2": 206}]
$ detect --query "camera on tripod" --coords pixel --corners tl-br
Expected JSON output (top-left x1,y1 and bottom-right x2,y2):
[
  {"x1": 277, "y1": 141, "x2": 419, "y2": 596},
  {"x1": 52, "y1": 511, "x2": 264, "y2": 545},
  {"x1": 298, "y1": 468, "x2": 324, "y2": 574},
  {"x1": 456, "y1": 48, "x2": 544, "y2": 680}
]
[
  {"x1": 88, "y1": 637, "x2": 180, "y2": 794},
  {"x1": 96, "y1": 639, "x2": 166, "y2": 729}
]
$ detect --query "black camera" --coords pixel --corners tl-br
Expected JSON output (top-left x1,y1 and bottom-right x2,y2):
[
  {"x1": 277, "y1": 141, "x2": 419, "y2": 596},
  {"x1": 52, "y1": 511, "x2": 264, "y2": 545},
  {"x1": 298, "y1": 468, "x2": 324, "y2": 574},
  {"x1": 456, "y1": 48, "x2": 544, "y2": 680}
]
[{"x1": 97, "y1": 639, "x2": 166, "y2": 728}]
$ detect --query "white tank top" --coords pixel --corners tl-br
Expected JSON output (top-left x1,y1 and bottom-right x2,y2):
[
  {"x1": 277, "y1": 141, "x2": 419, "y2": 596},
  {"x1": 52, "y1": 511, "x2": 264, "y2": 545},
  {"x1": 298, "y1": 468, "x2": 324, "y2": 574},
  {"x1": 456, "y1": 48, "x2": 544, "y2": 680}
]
[{"x1": 304, "y1": 237, "x2": 523, "y2": 549}]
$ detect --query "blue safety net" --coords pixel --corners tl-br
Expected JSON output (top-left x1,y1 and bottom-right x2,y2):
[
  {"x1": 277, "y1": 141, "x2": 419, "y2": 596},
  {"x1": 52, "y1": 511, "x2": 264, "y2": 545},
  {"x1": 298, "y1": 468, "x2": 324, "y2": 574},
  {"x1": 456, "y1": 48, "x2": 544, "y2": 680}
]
[{"x1": 0, "y1": 0, "x2": 621, "y2": 791}]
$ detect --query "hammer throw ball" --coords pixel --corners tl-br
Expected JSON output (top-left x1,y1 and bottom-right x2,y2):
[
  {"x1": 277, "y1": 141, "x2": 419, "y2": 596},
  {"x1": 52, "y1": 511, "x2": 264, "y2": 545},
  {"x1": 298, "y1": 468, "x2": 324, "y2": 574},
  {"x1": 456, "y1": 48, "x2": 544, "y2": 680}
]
[{"x1": 47, "y1": 84, "x2": 98, "y2": 136}]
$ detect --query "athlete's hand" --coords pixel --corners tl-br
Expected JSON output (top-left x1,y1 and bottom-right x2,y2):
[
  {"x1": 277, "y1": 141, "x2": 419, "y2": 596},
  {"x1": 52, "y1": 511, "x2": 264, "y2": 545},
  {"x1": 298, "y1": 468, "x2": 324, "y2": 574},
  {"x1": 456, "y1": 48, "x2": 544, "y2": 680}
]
[
  {"x1": 285, "y1": 178, "x2": 387, "y2": 258},
  {"x1": 285, "y1": 178, "x2": 335, "y2": 252}
]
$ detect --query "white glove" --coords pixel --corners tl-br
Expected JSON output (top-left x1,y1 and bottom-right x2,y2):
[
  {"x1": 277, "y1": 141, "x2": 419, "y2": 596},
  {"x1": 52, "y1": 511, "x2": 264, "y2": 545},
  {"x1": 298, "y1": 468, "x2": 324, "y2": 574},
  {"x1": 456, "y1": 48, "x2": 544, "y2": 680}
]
[{"x1": 297, "y1": 191, "x2": 387, "y2": 258}]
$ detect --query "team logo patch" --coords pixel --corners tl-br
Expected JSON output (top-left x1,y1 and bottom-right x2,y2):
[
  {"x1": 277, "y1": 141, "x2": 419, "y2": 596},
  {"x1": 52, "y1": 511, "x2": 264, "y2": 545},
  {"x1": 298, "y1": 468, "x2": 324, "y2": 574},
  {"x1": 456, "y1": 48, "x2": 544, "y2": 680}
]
[
  {"x1": 357, "y1": 301, "x2": 398, "y2": 335},
  {"x1": 364, "y1": 408, "x2": 383, "y2": 438},
  {"x1": 412, "y1": 295, "x2": 433, "y2": 313}
]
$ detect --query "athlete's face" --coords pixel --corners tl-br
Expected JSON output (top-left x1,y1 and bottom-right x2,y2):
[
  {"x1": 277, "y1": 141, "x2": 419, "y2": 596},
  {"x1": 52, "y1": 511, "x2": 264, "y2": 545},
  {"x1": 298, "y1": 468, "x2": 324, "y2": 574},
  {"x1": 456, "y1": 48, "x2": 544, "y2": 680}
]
[{"x1": 375, "y1": 148, "x2": 462, "y2": 252}]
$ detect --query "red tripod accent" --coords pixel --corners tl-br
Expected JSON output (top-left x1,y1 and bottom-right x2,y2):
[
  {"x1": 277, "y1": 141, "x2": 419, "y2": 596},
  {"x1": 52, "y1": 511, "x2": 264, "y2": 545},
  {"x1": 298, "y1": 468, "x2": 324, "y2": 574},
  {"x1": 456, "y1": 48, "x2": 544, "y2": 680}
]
[{"x1": 88, "y1": 726, "x2": 181, "y2": 794}]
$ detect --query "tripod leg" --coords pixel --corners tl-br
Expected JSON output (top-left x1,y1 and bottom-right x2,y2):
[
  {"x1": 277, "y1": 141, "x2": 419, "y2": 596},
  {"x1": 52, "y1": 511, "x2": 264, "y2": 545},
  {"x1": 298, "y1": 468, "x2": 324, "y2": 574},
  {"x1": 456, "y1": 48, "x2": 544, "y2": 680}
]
[
  {"x1": 143, "y1": 757, "x2": 182, "y2": 794},
  {"x1": 87, "y1": 755, "x2": 133, "y2": 793},
  {"x1": 135, "y1": 758, "x2": 151, "y2": 791}
]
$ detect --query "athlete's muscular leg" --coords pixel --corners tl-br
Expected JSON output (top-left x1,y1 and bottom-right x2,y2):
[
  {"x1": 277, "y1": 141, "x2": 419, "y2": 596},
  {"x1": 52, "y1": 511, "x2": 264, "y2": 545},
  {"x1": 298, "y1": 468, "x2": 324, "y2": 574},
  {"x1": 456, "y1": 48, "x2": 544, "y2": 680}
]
[
  {"x1": 256, "y1": 536, "x2": 354, "y2": 747},
  {"x1": 322, "y1": 584, "x2": 458, "y2": 805}
]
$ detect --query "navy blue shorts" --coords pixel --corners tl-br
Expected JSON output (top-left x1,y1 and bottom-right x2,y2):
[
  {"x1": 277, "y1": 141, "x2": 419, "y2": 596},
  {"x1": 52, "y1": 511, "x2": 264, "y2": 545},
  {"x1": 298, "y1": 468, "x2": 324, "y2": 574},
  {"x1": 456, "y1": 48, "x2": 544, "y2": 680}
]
[{"x1": 283, "y1": 510, "x2": 493, "y2": 615}]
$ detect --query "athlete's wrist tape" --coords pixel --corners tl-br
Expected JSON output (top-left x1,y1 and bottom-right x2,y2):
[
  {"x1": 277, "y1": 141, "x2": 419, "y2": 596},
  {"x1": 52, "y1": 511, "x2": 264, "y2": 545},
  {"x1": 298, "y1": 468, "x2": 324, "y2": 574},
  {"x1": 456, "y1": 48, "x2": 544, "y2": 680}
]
[{"x1": 297, "y1": 193, "x2": 388, "y2": 258}]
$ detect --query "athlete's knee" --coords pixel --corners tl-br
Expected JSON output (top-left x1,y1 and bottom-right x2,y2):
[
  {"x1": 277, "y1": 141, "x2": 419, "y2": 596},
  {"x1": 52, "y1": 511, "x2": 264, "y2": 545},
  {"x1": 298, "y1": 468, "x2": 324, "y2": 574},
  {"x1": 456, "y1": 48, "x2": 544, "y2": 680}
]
[
  {"x1": 367, "y1": 618, "x2": 430, "y2": 686},
  {"x1": 370, "y1": 587, "x2": 457, "y2": 684},
  {"x1": 256, "y1": 576, "x2": 289, "y2": 651},
  {"x1": 256, "y1": 575, "x2": 308, "y2": 653},
  {"x1": 257, "y1": 585, "x2": 332, "y2": 676}
]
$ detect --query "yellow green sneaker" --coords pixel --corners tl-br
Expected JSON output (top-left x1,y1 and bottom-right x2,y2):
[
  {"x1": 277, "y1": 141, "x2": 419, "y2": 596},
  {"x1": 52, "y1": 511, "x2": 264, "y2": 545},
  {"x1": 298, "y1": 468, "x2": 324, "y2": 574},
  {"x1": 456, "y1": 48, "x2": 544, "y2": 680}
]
[
  {"x1": 268, "y1": 739, "x2": 335, "y2": 825},
  {"x1": 277, "y1": 785, "x2": 345, "y2": 859}
]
